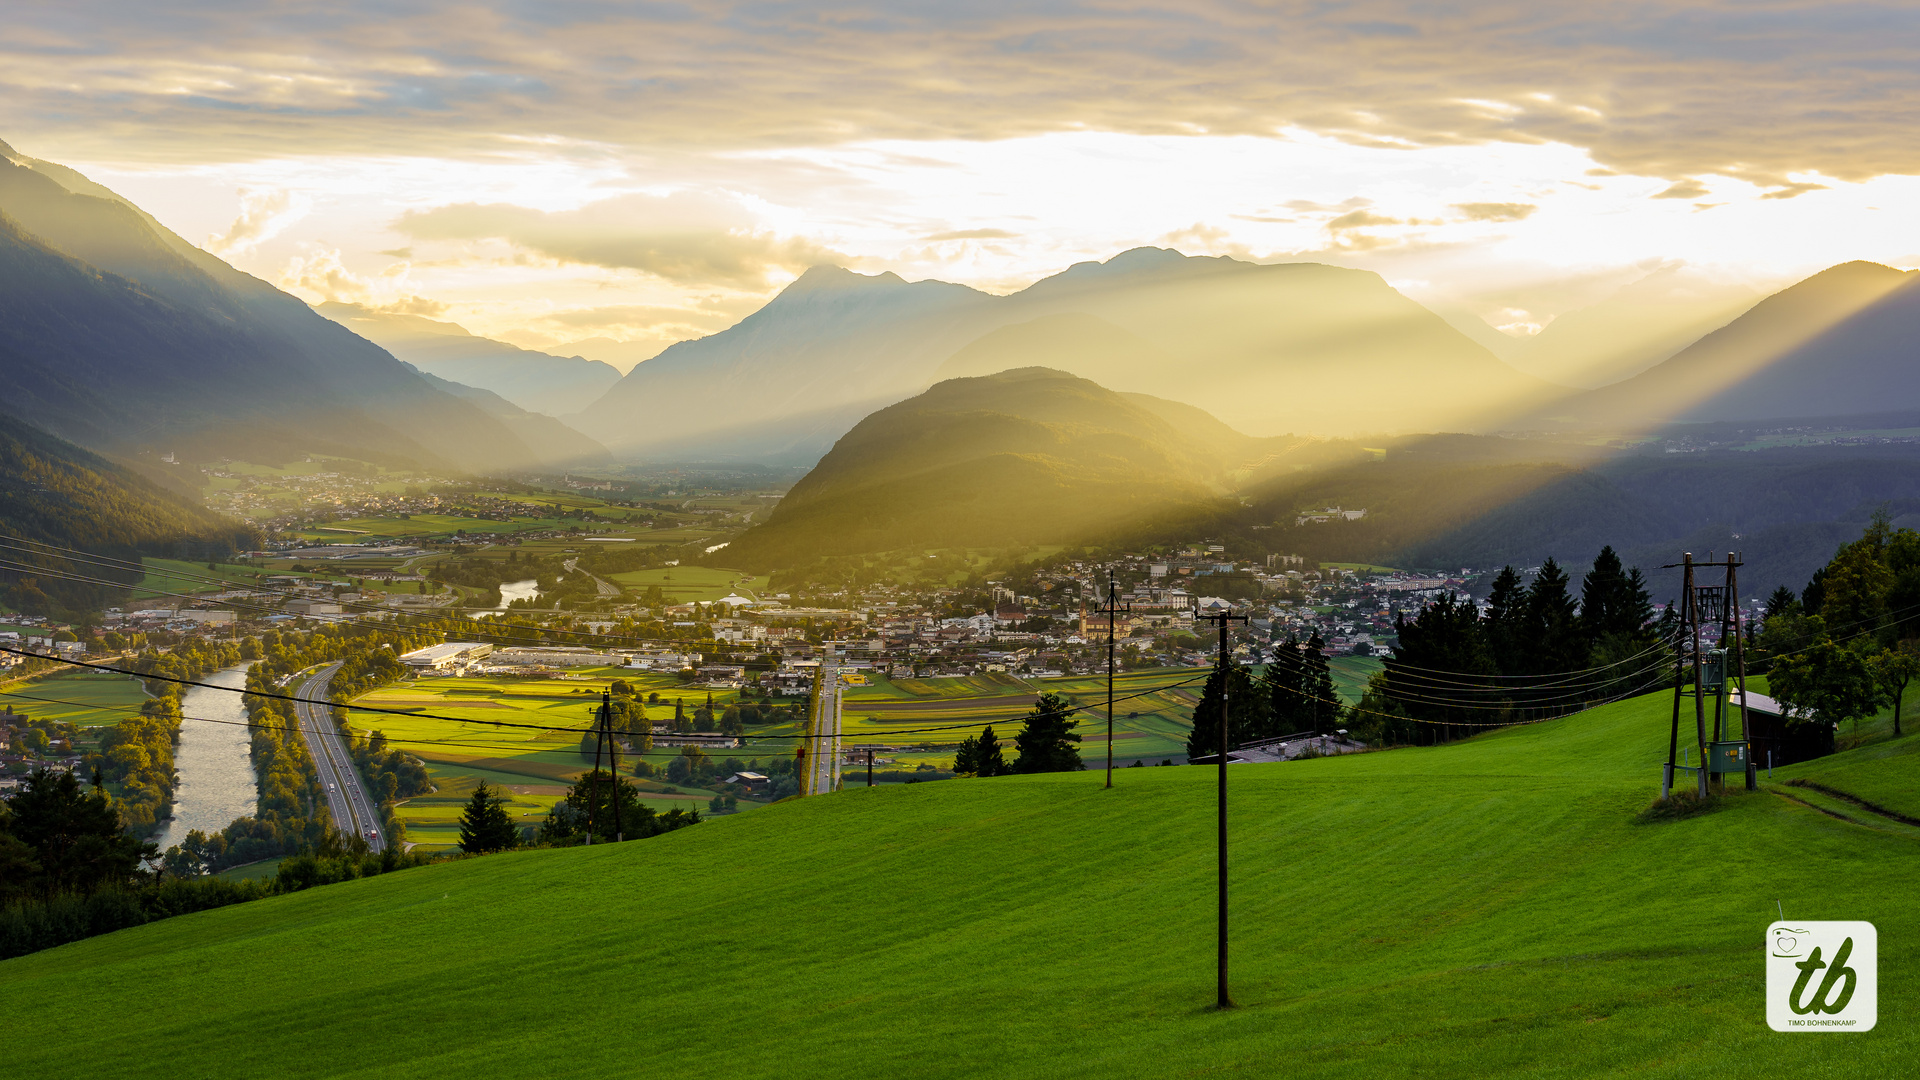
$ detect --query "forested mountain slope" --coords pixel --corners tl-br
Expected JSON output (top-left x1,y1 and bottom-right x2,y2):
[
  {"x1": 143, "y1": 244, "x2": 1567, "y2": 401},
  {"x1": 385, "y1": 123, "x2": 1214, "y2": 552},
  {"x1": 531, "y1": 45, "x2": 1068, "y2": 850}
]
[
  {"x1": 724, "y1": 368, "x2": 1281, "y2": 567},
  {"x1": 0, "y1": 411, "x2": 255, "y2": 616},
  {"x1": 0, "y1": 143, "x2": 603, "y2": 471}
]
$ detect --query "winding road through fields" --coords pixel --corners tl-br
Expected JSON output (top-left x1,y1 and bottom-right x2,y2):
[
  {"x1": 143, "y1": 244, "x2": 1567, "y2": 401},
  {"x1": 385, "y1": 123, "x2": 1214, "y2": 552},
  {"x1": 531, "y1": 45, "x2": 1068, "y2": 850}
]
[
  {"x1": 807, "y1": 658, "x2": 842, "y2": 796},
  {"x1": 294, "y1": 664, "x2": 386, "y2": 852}
]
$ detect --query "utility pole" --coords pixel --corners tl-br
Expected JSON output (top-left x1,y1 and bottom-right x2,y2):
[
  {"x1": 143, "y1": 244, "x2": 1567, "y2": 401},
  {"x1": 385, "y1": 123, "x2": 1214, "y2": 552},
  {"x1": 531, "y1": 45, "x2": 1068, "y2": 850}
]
[
  {"x1": 1197, "y1": 606, "x2": 1248, "y2": 1011},
  {"x1": 1098, "y1": 569, "x2": 1131, "y2": 787},
  {"x1": 585, "y1": 691, "x2": 624, "y2": 843},
  {"x1": 867, "y1": 746, "x2": 875, "y2": 788},
  {"x1": 1661, "y1": 552, "x2": 1745, "y2": 799}
]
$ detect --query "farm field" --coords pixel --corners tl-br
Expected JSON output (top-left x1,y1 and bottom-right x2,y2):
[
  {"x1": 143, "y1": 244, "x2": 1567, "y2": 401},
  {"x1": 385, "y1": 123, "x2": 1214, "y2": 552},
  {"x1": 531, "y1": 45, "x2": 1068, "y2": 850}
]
[
  {"x1": 6, "y1": 687, "x2": 1915, "y2": 1078},
  {"x1": 0, "y1": 670, "x2": 149, "y2": 727},
  {"x1": 841, "y1": 662, "x2": 1379, "y2": 769},
  {"x1": 605, "y1": 566, "x2": 770, "y2": 602},
  {"x1": 346, "y1": 671, "x2": 797, "y2": 848}
]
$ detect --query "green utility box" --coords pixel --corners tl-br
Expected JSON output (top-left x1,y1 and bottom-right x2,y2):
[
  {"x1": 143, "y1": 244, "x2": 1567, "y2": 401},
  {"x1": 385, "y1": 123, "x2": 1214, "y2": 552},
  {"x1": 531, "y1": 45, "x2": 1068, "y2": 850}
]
[
  {"x1": 1708, "y1": 740, "x2": 1748, "y2": 774},
  {"x1": 1701, "y1": 649, "x2": 1728, "y2": 693}
]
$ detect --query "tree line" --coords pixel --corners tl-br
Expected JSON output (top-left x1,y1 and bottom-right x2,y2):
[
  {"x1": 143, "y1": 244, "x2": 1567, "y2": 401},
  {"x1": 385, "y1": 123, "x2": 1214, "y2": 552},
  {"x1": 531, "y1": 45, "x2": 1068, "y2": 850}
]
[{"x1": 1757, "y1": 511, "x2": 1920, "y2": 736}]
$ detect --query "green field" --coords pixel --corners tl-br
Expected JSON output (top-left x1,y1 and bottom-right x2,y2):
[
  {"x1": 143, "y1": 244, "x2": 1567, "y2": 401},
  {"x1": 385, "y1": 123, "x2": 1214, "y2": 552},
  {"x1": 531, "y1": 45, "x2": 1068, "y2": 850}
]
[
  {"x1": 0, "y1": 670, "x2": 149, "y2": 727},
  {"x1": 348, "y1": 672, "x2": 792, "y2": 848},
  {"x1": 3, "y1": 686, "x2": 1914, "y2": 1078},
  {"x1": 842, "y1": 663, "x2": 1379, "y2": 768},
  {"x1": 606, "y1": 565, "x2": 770, "y2": 602}
]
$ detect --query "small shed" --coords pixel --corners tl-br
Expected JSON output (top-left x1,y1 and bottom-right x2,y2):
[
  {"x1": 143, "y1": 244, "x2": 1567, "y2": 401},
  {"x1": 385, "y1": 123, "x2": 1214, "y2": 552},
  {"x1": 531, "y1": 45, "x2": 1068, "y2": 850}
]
[{"x1": 725, "y1": 771, "x2": 771, "y2": 795}]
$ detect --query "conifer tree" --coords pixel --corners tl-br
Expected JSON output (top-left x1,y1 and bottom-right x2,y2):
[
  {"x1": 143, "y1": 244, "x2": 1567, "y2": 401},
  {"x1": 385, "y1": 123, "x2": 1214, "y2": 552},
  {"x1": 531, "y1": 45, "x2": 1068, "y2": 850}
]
[
  {"x1": 954, "y1": 724, "x2": 1010, "y2": 776},
  {"x1": 1187, "y1": 657, "x2": 1267, "y2": 758},
  {"x1": 1012, "y1": 693, "x2": 1083, "y2": 773},
  {"x1": 457, "y1": 782, "x2": 518, "y2": 854}
]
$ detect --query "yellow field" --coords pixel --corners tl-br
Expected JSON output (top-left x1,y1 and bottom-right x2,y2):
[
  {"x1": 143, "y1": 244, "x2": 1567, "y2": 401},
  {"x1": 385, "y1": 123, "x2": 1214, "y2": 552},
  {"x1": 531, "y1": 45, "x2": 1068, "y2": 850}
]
[
  {"x1": 839, "y1": 668, "x2": 1212, "y2": 767},
  {"x1": 347, "y1": 670, "x2": 795, "y2": 848}
]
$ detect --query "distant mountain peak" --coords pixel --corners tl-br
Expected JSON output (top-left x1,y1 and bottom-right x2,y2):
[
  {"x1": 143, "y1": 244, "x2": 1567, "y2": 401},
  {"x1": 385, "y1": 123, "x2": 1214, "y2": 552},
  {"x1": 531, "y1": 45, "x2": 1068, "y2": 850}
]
[{"x1": 785, "y1": 264, "x2": 909, "y2": 292}]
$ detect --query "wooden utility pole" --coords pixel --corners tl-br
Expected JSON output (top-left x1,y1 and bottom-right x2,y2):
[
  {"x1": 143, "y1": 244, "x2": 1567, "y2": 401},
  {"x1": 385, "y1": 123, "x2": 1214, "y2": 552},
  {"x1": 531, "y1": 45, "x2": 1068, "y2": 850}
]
[
  {"x1": 1661, "y1": 552, "x2": 1745, "y2": 799},
  {"x1": 867, "y1": 746, "x2": 875, "y2": 788},
  {"x1": 1198, "y1": 606, "x2": 1248, "y2": 1011},
  {"x1": 585, "y1": 691, "x2": 624, "y2": 843}
]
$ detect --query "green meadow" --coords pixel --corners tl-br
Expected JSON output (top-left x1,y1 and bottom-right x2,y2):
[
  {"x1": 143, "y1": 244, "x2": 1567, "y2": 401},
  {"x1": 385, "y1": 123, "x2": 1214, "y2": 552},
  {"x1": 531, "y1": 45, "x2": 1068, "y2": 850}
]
[
  {"x1": 2, "y1": 687, "x2": 1913, "y2": 1078},
  {"x1": 0, "y1": 669, "x2": 149, "y2": 727},
  {"x1": 605, "y1": 565, "x2": 770, "y2": 602},
  {"x1": 842, "y1": 662, "x2": 1379, "y2": 768}
]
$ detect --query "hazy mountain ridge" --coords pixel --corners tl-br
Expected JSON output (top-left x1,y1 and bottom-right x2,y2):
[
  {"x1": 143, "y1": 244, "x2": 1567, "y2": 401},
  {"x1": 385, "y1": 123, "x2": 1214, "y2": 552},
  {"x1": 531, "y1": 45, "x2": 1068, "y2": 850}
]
[
  {"x1": 576, "y1": 248, "x2": 1558, "y2": 463},
  {"x1": 319, "y1": 302, "x2": 623, "y2": 417},
  {"x1": 573, "y1": 265, "x2": 1004, "y2": 460},
  {"x1": 0, "y1": 144, "x2": 607, "y2": 472},
  {"x1": 1522, "y1": 261, "x2": 1919, "y2": 431}
]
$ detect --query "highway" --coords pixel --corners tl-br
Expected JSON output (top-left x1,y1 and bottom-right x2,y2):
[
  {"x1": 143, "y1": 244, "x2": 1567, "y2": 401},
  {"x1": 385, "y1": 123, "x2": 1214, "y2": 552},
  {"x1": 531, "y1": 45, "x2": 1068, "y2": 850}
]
[
  {"x1": 293, "y1": 663, "x2": 386, "y2": 851},
  {"x1": 562, "y1": 557, "x2": 621, "y2": 598},
  {"x1": 807, "y1": 656, "x2": 842, "y2": 795}
]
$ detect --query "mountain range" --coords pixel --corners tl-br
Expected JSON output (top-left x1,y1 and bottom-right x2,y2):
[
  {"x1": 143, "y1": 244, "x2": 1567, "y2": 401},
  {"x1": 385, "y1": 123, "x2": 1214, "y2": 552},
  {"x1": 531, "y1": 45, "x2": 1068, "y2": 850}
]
[
  {"x1": 571, "y1": 249, "x2": 1557, "y2": 462},
  {"x1": 0, "y1": 140, "x2": 606, "y2": 472},
  {"x1": 1524, "y1": 261, "x2": 1920, "y2": 431},
  {"x1": 317, "y1": 303, "x2": 623, "y2": 417}
]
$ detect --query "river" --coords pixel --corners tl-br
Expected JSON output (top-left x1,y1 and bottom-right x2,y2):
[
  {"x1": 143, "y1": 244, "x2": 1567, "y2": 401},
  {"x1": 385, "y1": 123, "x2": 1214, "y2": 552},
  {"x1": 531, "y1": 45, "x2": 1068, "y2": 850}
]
[
  {"x1": 156, "y1": 662, "x2": 258, "y2": 851},
  {"x1": 476, "y1": 578, "x2": 541, "y2": 617}
]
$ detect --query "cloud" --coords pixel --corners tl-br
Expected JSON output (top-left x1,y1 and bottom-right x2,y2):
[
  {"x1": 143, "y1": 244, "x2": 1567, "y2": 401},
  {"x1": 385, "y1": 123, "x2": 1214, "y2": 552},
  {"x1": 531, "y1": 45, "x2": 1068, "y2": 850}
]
[
  {"x1": 1327, "y1": 210, "x2": 1406, "y2": 230},
  {"x1": 1762, "y1": 181, "x2": 1830, "y2": 199},
  {"x1": 393, "y1": 191, "x2": 839, "y2": 286},
  {"x1": 919, "y1": 228, "x2": 1020, "y2": 241},
  {"x1": 205, "y1": 187, "x2": 309, "y2": 256},
  {"x1": 1652, "y1": 179, "x2": 1711, "y2": 200},
  {"x1": 378, "y1": 295, "x2": 448, "y2": 317},
  {"x1": 1453, "y1": 202, "x2": 1537, "y2": 221},
  {"x1": 277, "y1": 249, "x2": 373, "y2": 303},
  {"x1": 9, "y1": 3, "x2": 1920, "y2": 185}
]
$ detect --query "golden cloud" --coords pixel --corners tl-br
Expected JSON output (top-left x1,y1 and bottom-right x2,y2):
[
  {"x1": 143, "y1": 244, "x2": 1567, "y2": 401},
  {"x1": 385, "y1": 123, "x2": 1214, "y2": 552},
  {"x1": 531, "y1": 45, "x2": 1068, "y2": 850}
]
[
  {"x1": 392, "y1": 192, "x2": 840, "y2": 286},
  {"x1": 4, "y1": 4, "x2": 1919, "y2": 185},
  {"x1": 1452, "y1": 202, "x2": 1537, "y2": 221}
]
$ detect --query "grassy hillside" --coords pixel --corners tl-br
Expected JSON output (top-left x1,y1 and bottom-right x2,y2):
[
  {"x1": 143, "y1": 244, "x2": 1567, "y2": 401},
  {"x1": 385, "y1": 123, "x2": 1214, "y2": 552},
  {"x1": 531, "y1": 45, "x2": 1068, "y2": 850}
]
[
  {"x1": 726, "y1": 368, "x2": 1266, "y2": 567},
  {"x1": 2, "y1": 688, "x2": 1913, "y2": 1078}
]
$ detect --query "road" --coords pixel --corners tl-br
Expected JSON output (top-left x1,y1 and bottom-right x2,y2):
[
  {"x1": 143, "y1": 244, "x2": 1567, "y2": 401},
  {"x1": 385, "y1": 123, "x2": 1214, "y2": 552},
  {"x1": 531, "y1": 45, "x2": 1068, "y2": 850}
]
[
  {"x1": 293, "y1": 663, "x2": 386, "y2": 851},
  {"x1": 807, "y1": 657, "x2": 842, "y2": 795},
  {"x1": 562, "y1": 557, "x2": 621, "y2": 598}
]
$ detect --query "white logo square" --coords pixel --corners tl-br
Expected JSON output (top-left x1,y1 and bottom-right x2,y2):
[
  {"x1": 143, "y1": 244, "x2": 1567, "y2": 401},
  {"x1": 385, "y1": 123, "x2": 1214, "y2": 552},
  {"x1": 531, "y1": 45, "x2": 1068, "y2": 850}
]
[{"x1": 1767, "y1": 921, "x2": 1876, "y2": 1032}]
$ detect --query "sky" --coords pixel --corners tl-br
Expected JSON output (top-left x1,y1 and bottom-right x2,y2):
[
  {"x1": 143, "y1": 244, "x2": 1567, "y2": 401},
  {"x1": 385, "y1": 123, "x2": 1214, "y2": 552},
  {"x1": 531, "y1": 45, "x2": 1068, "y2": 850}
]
[{"x1": 7, "y1": 1, "x2": 1920, "y2": 370}]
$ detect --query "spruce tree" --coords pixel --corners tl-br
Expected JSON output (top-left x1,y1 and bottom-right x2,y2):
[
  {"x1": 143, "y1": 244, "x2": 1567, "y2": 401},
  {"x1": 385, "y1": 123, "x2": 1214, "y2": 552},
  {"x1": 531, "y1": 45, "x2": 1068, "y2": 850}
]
[
  {"x1": 1765, "y1": 586, "x2": 1799, "y2": 619},
  {"x1": 1483, "y1": 566, "x2": 1527, "y2": 675},
  {"x1": 1518, "y1": 558, "x2": 1587, "y2": 692},
  {"x1": 457, "y1": 782, "x2": 517, "y2": 854},
  {"x1": 1186, "y1": 657, "x2": 1267, "y2": 758},
  {"x1": 953, "y1": 724, "x2": 1010, "y2": 776},
  {"x1": 1012, "y1": 694, "x2": 1082, "y2": 773},
  {"x1": 1260, "y1": 637, "x2": 1307, "y2": 734},
  {"x1": 1300, "y1": 634, "x2": 1337, "y2": 735}
]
